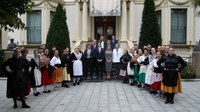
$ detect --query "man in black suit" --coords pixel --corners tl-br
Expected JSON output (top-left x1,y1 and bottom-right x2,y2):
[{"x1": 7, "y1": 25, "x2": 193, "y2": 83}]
[
  {"x1": 110, "y1": 35, "x2": 118, "y2": 50},
  {"x1": 95, "y1": 42, "x2": 105, "y2": 80},
  {"x1": 83, "y1": 44, "x2": 95, "y2": 80}
]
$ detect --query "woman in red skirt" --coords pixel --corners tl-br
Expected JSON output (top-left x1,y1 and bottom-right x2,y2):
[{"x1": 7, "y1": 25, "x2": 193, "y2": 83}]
[
  {"x1": 150, "y1": 52, "x2": 163, "y2": 96},
  {"x1": 40, "y1": 49, "x2": 52, "y2": 93}
]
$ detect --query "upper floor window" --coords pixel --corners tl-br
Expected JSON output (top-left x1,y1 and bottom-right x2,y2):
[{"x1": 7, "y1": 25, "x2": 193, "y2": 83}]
[
  {"x1": 27, "y1": 10, "x2": 41, "y2": 44},
  {"x1": 171, "y1": 9, "x2": 187, "y2": 44}
]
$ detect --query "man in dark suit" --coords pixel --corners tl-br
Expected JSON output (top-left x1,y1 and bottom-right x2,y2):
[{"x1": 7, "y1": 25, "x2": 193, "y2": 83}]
[
  {"x1": 110, "y1": 35, "x2": 118, "y2": 50},
  {"x1": 83, "y1": 44, "x2": 95, "y2": 80},
  {"x1": 95, "y1": 42, "x2": 105, "y2": 80}
]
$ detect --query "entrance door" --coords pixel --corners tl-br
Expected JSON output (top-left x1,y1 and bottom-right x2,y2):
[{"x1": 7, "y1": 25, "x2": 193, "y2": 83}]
[{"x1": 95, "y1": 17, "x2": 116, "y2": 40}]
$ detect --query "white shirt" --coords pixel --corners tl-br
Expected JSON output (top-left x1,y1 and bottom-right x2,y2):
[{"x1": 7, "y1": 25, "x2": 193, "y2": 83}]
[
  {"x1": 50, "y1": 56, "x2": 61, "y2": 66},
  {"x1": 112, "y1": 48, "x2": 123, "y2": 63},
  {"x1": 137, "y1": 55, "x2": 148, "y2": 64}
]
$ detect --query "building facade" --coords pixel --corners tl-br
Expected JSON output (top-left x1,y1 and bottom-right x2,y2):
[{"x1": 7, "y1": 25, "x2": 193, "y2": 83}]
[{"x1": 1, "y1": 0, "x2": 200, "y2": 57}]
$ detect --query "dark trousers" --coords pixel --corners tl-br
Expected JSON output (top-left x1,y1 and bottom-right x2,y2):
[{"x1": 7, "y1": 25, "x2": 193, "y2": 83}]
[
  {"x1": 84, "y1": 58, "x2": 94, "y2": 79},
  {"x1": 112, "y1": 62, "x2": 120, "y2": 79},
  {"x1": 96, "y1": 61, "x2": 104, "y2": 79}
]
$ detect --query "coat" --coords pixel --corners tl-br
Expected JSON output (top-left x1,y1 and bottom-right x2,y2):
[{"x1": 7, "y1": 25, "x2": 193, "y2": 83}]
[
  {"x1": 157, "y1": 54, "x2": 186, "y2": 86},
  {"x1": 3, "y1": 56, "x2": 29, "y2": 98}
]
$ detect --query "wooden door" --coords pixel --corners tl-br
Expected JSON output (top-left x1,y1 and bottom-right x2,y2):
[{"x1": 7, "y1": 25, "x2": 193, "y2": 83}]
[{"x1": 95, "y1": 17, "x2": 116, "y2": 41}]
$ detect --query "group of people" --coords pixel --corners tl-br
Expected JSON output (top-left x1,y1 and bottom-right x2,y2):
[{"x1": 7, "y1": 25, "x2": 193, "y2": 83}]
[
  {"x1": 118, "y1": 44, "x2": 187, "y2": 105},
  {"x1": 3, "y1": 35, "x2": 187, "y2": 109}
]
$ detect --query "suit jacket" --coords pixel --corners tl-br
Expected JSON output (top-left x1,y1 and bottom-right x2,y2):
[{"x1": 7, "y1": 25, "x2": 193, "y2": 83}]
[
  {"x1": 95, "y1": 47, "x2": 105, "y2": 60},
  {"x1": 110, "y1": 39, "x2": 118, "y2": 50},
  {"x1": 83, "y1": 49, "x2": 95, "y2": 59}
]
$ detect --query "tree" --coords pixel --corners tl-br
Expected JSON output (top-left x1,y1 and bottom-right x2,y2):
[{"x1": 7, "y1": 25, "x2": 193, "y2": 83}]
[
  {"x1": 138, "y1": 0, "x2": 162, "y2": 49},
  {"x1": 193, "y1": 0, "x2": 200, "y2": 15},
  {"x1": 193, "y1": 0, "x2": 200, "y2": 7},
  {"x1": 46, "y1": 3, "x2": 70, "y2": 53},
  {"x1": 0, "y1": 0, "x2": 35, "y2": 31}
]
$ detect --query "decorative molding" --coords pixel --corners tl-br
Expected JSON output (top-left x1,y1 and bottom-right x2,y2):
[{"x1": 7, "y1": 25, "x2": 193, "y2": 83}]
[
  {"x1": 155, "y1": 0, "x2": 164, "y2": 7},
  {"x1": 34, "y1": 0, "x2": 59, "y2": 8},
  {"x1": 168, "y1": 0, "x2": 191, "y2": 5}
]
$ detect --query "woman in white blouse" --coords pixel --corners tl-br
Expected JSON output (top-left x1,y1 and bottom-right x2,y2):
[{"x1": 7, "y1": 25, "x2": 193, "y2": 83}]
[{"x1": 50, "y1": 50, "x2": 63, "y2": 89}]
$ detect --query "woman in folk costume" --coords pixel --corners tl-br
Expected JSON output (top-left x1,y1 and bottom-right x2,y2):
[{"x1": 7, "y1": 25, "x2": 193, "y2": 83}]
[
  {"x1": 71, "y1": 47, "x2": 83, "y2": 86},
  {"x1": 119, "y1": 50, "x2": 131, "y2": 83},
  {"x1": 112, "y1": 43, "x2": 123, "y2": 79},
  {"x1": 61, "y1": 48, "x2": 71, "y2": 88},
  {"x1": 137, "y1": 48, "x2": 149, "y2": 88},
  {"x1": 131, "y1": 49, "x2": 142, "y2": 86},
  {"x1": 127, "y1": 47, "x2": 135, "y2": 85},
  {"x1": 40, "y1": 48, "x2": 52, "y2": 93},
  {"x1": 3, "y1": 48, "x2": 30, "y2": 108},
  {"x1": 50, "y1": 50, "x2": 63, "y2": 89},
  {"x1": 150, "y1": 52, "x2": 163, "y2": 96},
  {"x1": 157, "y1": 47, "x2": 186, "y2": 104},
  {"x1": 30, "y1": 50, "x2": 41, "y2": 96},
  {"x1": 145, "y1": 48, "x2": 156, "y2": 91}
]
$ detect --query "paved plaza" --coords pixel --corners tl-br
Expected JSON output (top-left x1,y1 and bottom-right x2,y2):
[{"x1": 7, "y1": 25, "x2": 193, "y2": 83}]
[{"x1": 0, "y1": 79, "x2": 200, "y2": 112}]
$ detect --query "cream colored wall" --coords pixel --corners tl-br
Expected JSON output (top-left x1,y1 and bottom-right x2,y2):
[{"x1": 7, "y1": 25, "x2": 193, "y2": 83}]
[
  {"x1": 134, "y1": 4, "x2": 143, "y2": 43},
  {"x1": 195, "y1": 7, "x2": 200, "y2": 43},
  {"x1": 64, "y1": 2, "x2": 75, "y2": 48}
]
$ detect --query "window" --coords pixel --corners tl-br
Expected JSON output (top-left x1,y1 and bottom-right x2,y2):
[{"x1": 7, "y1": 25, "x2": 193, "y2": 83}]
[
  {"x1": 50, "y1": 11, "x2": 54, "y2": 23},
  {"x1": 156, "y1": 10, "x2": 161, "y2": 36},
  {"x1": 27, "y1": 10, "x2": 41, "y2": 44},
  {"x1": 171, "y1": 9, "x2": 187, "y2": 44}
]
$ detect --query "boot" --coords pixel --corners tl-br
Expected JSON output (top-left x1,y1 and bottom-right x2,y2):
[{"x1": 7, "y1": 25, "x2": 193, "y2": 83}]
[
  {"x1": 170, "y1": 93, "x2": 175, "y2": 104},
  {"x1": 13, "y1": 98, "x2": 17, "y2": 109},
  {"x1": 62, "y1": 81, "x2": 65, "y2": 87},
  {"x1": 21, "y1": 99, "x2": 31, "y2": 108},
  {"x1": 165, "y1": 93, "x2": 170, "y2": 104}
]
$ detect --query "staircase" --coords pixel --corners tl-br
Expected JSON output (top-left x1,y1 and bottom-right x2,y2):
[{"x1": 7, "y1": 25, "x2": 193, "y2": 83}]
[{"x1": 72, "y1": 40, "x2": 136, "y2": 52}]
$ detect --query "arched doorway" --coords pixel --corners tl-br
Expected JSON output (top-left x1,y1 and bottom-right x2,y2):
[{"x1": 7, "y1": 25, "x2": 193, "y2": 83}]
[{"x1": 94, "y1": 17, "x2": 116, "y2": 41}]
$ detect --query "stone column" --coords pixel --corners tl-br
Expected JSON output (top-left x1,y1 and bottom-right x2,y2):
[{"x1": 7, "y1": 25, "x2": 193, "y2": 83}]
[
  {"x1": 121, "y1": 0, "x2": 127, "y2": 41},
  {"x1": 129, "y1": 0, "x2": 134, "y2": 41},
  {"x1": 82, "y1": 0, "x2": 88, "y2": 41},
  {"x1": 162, "y1": 0, "x2": 169, "y2": 45},
  {"x1": 74, "y1": 1, "x2": 80, "y2": 41}
]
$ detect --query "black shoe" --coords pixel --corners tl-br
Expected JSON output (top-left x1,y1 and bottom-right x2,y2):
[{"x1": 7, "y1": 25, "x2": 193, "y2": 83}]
[
  {"x1": 130, "y1": 83, "x2": 134, "y2": 86},
  {"x1": 77, "y1": 82, "x2": 80, "y2": 85},
  {"x1": 33, "y1": 93, "x2": 38, "y2": 96},
  {"x1": 36, "y1": 92, "x2": 40, "y2": 94},
  {"x1": 22, "y1": 104, "x2": 31, "y2": 108},
  {"x1": 64, "y1": 84, "x2": 70, "y2": 88},
  {"x1": 43, "y1": 90, "x2": 50, "y2": 93},
  {"x1": 165, "y1": 100, "x2": 170, "y2": 104},
  {"x1": 73, "y1": 83, "x2": 76, "y2": 86},
  {"x1": 13, "y1": 104, "x2": 17, "y2": 109},
  {"x1": 170, "y1": 100, "x2": 174, "y2": 104}
]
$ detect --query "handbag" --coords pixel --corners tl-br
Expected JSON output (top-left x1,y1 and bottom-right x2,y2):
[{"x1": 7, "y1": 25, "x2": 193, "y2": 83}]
[
  {"x1": 34, "y1": 68, "x2": 42, "y2": 86},
  {"x1": 119, "y1": 69, "x2": 126, "y2": 77}
]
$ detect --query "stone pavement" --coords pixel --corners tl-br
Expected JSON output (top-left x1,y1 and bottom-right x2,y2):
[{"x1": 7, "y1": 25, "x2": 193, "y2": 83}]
[{"x1": 0, "y1": 80, "x2": 200, "y2": 112}]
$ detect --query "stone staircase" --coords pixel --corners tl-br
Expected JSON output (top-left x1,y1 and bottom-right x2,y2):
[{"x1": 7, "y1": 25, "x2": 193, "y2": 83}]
[{"x1": 72, "y1": 40, "x2": 136, "y2": 52}]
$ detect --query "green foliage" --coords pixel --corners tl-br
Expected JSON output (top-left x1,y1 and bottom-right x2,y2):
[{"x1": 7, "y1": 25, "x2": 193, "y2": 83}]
[
  {"x1": 193, "y1": 0, "x2": 200, "y2": 7},
  {"x1": 0, "y1": 0, "x2": 35, "y2": 31},
  {"x1": 46, "y1": 3, "x2": 70, "y2": 53},
  {"x1": 138, "y1": 0, "x2": 162, "y2": 49},
  {"x1": 193, "y1": 0, "x2": 200, "y2": 15},
  {"x1": 181, "y1": 64, "x2": 196, "y2": 79}
]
